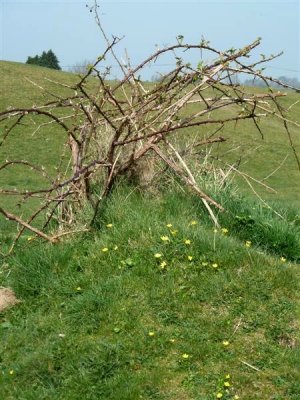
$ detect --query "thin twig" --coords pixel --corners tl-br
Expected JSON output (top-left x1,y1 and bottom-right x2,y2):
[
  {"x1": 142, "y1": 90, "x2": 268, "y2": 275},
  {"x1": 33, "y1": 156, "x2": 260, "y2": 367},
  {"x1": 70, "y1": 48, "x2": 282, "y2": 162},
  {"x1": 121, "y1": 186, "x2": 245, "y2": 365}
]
[{"x1": 241, "y1": 360, "x2": 261, "y2": 372}]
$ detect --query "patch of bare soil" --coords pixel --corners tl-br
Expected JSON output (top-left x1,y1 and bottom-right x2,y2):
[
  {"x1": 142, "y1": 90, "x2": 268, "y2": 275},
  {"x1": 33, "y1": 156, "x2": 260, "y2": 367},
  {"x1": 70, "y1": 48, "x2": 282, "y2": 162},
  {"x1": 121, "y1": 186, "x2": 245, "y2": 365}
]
[{"x1": 0, "y1": 288, "x2": 20, "y2": 312}]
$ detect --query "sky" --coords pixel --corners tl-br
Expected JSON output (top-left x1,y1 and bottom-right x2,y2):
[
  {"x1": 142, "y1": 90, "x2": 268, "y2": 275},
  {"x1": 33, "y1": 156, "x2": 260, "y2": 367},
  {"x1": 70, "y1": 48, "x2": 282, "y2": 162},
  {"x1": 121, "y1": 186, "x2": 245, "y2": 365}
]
[{"x1": 0, "y1": 0, "x2": 299, "y2": 80}]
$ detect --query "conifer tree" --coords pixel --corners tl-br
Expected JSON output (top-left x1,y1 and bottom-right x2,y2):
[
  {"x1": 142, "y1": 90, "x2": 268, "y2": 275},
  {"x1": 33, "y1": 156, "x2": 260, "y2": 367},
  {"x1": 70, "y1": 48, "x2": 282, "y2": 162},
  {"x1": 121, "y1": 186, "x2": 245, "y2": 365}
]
[{"x1": 26, "y1": 50, "x2": 61, "y2": 70}]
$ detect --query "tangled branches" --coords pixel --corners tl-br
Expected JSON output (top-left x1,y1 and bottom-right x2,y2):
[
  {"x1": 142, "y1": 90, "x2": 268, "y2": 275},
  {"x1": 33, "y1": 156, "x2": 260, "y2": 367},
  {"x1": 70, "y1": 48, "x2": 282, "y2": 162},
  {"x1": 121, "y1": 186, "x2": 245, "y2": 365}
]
[{"x1": 1, "y1": 33, "x2": 299, "y2": 253}]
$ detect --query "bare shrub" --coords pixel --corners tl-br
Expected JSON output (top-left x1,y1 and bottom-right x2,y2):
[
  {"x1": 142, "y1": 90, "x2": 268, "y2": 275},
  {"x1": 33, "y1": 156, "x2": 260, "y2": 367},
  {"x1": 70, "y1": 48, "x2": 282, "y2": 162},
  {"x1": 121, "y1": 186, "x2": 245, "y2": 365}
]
[{"x1": 1, "y1": 4, "x2": 299, "y2": 253}]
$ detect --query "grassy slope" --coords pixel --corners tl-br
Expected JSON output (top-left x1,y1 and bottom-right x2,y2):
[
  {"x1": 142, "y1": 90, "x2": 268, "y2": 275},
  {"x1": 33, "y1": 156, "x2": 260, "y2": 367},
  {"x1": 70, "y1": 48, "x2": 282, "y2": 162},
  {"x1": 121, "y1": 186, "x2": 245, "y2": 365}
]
[
  {"x1": 0, "y1": 61, "x2": 300, "y2": 209},
  {"x1": 182, "y1": 90, "x2": 300, "y2": 208},
  {"x1": 0, "y1": 61, "x2": 78, "y2": 221},
  {"x1": 0, "y1": 63, "x2": 77, "y2": 159},
  {"x1": 1, "y1": 187, "x2": 300, "y2": 400},
  {"x1": 0, "y1": 62, "x2": 300, "y2": 399}
]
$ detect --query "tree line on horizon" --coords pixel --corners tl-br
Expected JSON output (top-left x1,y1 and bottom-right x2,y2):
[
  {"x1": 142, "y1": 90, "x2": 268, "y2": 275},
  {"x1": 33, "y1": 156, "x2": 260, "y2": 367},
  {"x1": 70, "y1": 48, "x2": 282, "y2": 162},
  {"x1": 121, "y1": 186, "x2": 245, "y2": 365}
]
[{"x1": 26, "y1": 50, "x2": 61, "y2": 70}]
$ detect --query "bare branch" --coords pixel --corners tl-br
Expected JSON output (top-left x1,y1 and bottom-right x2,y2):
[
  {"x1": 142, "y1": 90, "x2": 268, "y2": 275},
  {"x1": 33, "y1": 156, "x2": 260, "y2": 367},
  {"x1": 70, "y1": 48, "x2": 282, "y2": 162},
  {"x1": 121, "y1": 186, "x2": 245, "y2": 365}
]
[{"x1": 1, "y1": 30, "x2": 299, "y2": 252}]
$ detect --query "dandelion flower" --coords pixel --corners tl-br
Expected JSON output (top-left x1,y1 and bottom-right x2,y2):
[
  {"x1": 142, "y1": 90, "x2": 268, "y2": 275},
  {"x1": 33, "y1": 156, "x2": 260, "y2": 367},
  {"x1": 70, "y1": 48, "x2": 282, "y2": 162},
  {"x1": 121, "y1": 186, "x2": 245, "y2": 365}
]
[
  {"x1": 190, "y1": 220, "x2": 198, "y2": 225},
  {"x1": 221, "y1": 228, "x2": 229, "y2": 234},
  {"x1": 9, "y1": 370, "x2": 14, "y2": 375},
  {"x1": 245, "y1": 240, "x2": 252, "y2": 248},
  {"x1": 181, "y1": 353, "x2": 190, "y2": 359},
  {"x1": 224, "y1": 381, "x2": 230, "y2": 387},
  {"x1": 212, "y1": 263, "x2": 218, "y2": 268},
  {"x1": 76, "y1": 287, "x2": 82, "y2": 291},
  {"x1": 154, "y1": 253, "x2": 162, "y2": 258},
  {"x1": 201, "y1": 262, "x2": 208, "y2": 266},
  {"x1": 160, "y1": 261, "x2": 167, "y2": 269},
  {"x1": 187, "y1": 255, "x2": 193, "y2": 261},
  {"x1": 280, "y1": 256, "x2": 286, "y2": 262},
  {"x1": 148, "y1": 331, "x2": 155, "y2": 337},
  {"x1": 222, "y1": 340, "x2": 230, "y2": 346},
  {"x1": 234, "y1": 396, "x2": 240, "y2": 400},
  {"x1": 27, "y1": 236, "x2": 34, "y2": 241},
  {"x1": 169, "y1": 338, "x2": 176, "y2": 343},
  {"x1": 225, "y1": 374, "x2": 230, "y2": 379},
  {"x1": 184, "y1": 239, "x2": 191, "y2": 245},
  {"x1": 171, "y1": 230, "x2": 178, "y2": 236},
  {"x1": 161, "y1": 236, "x2": 170, "y2": 242},
  {"x1": 216, "y1": 393, "x2": 223, "y2": 399},
  {"x1": 166, "y1": 223, "x2": 172, "y2": 228},
  {"x1": 106, "y1": 223, "x2": 113, "y2": 228},
  {"x1": 102, "y1": 247, "x2": 109, "y2": 252}
]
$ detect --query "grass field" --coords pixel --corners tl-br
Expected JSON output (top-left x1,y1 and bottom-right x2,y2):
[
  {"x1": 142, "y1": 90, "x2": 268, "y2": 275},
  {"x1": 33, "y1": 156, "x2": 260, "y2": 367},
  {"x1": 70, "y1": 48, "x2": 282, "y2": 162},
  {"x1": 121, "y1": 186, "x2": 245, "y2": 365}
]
[
  {"x1": 1, "y1": 187, "x2": 300, "y2": 399},
  {"x1": 0, "y1": 62, "x2": 299, "y2": 399}
]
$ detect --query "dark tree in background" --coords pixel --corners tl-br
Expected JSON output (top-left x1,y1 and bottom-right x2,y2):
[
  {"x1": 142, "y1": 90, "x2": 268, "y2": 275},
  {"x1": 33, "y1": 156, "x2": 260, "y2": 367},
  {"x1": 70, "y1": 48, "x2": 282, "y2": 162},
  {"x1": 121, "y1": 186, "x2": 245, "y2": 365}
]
[{"x1": 26, "y1": 49, "x2": 61, "y2": 70}]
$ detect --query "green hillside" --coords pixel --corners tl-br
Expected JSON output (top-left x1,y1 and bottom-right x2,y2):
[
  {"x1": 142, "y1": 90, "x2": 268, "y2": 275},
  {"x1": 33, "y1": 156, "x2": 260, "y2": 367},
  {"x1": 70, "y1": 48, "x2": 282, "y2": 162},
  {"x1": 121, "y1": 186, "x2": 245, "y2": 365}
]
[
  {"x1": 0, "y1": 61, "x2": 299, "y2": 212},
  {"x1": 0, "y1": 62, "x2": 299, "y2": 400}
]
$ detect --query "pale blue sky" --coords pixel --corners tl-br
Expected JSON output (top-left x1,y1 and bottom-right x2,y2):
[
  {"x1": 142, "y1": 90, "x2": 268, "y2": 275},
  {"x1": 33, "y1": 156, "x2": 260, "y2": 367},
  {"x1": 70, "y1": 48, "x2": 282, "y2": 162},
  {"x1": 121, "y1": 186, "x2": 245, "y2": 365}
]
[{"x1": 1, "y1": 0, "x2": 299, "y2": 79}]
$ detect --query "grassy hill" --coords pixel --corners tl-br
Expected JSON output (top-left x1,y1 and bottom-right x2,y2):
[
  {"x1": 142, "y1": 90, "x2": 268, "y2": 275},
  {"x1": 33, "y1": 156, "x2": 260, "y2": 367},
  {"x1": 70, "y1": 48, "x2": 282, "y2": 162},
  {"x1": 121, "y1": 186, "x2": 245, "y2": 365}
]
[
  {"x1": 1, "y1": 187, "x2": 300, "y2": 399},
  {"x1": 0, "y1": 62, "x2": 299, "y2": 399},
  {"x1": 0, "y1": 61, "x2": 299, "y2": 213}
]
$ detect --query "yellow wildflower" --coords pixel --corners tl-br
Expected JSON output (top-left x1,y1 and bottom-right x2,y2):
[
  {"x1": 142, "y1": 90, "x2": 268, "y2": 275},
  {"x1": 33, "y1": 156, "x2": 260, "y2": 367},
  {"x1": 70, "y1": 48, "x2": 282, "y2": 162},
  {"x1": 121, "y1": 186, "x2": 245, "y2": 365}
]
[
  {"x1": 225, "y1": 374, "x2": 230, "y2": 379},
  {"x1": 154, "y1": 253, "x2": 162, "y2": 258},
  {"x1": 234, "y1": 396, "x2": 240, "y2": 400},
  {"x1": 224, "y1": 381, "x2": 230, "y2": 387},
  {"x1": 166, "y1": 223, "x2": 172, "y2": 228},
  {"x1": 160, "y1": 261, "x2": 167, "y2": 269},
  {"x1": 171, "y1": 230, "x2": 178, "y2": 236},
  {"x1": 102, "y1": 247, "x2": 109, "y2": 252},
  {"x1": 76, "y1": 287, "x2": 82, "y2": 291},
  {"x1": 213, "y1": 228, "x2": 218, "y2": 233},
  {"x1": 9, "y1": 370, "x2": 14, "y2": 375},
  {"x1": 190, "y1": 220, "x2": 198, "y2": 225},
  {"x1": 245, "y1": 240, "x2": 252, "y2": 248},
  {"x1": 201, "y1": 262, "x2": 208, "y2": 266},
  {"x1": 148, "y1": 331, "x2": 155, "y2": 337},
  {"x1": 280, "y1": 256, "x2": 286, "y2": 262},
  {"x1": 212, "y1": 263, "x2": 218, "y2": 268},
  {"x1": 169, "y1": 338, "x2": 176, "y2": 343},
  {"x1": 221, "y1": 228, "x2": 229, "y2": 234},
  {"x1": 113, "y1": 245, "x2": 118, "y2": 250},
  {"x1": 187, "y1": 255, "x2": 193, "y2": 261},
  {"x1": 181, "y1": 353, "x2": 190, "y2": 359},
  {"x1": 161, "y1": 236, "x2": 170, "y2": 242},
  {"x1": 222, "y1": 340, "x2": 230, "y2": 346},
  {"x1": 217, "y1": 393, "x2": 223, "y2": 399},
  {"x1": 184, "y1": 239, "x2": 191, "y2": 245},
  {"x1": 106, "y1": 223, "x2": 113, "y2": 228}
]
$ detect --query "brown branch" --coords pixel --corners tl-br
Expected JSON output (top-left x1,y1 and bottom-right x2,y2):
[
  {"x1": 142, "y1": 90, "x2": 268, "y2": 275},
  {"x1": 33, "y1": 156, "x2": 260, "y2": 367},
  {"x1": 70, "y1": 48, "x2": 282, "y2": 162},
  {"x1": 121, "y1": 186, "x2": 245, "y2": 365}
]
[
  {"x1": 114, "y1": 113, "x2": 265, "y2": 146},
  {"x1": 0, "y1": 115, "x2": 25, "y2": 146},
  {"x1": 151, "y1": 144, "x2": 224, "y2": 211},
  {"x1": 0, "y1": 207, "x2": 57, "y2": 243},
  {"x1": 113, "y1": 38, "x2": 261, "y2": 91},
  {"x1": 1, "y1": 31, "x2": 299, "y2": 251}
]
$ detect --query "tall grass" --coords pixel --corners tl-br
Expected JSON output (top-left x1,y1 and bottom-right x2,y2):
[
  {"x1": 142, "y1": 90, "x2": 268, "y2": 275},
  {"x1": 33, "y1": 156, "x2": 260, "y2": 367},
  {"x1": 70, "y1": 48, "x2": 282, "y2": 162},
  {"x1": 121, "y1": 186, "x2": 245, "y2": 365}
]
[{"x1": 1, "y1": 183, "x2": 299, "y2": 399}]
